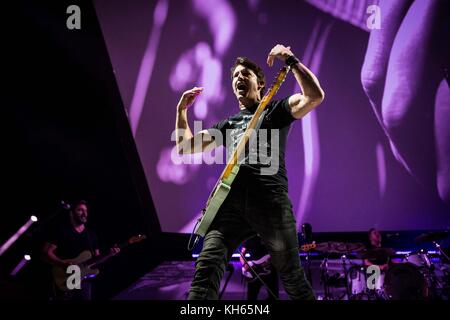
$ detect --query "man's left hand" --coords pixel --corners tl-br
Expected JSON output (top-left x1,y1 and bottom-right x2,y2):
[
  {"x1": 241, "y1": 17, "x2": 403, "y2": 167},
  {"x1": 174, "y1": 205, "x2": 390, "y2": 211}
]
[
  {"x1": 267, "y1": 44, "x2": 294, "y2": 67},
  {"x1": 110, "y1": 245, "x2": 120, "y2": 255}
]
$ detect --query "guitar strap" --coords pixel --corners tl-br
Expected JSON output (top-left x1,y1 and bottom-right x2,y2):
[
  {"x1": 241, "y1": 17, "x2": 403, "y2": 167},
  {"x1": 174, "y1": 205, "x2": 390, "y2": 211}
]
[
  {"x1": 240, "y1": 107, "x2": 269, "y2": 163},
  {"x1": 187, "y1": 108, "x2": 271, "y2": 251},
  {"x1": 85, "y1": 229, "x2": 96, "y2": 258},
  {"x1": 189, "y1": 66, "x2": 290, "y2": 250}
]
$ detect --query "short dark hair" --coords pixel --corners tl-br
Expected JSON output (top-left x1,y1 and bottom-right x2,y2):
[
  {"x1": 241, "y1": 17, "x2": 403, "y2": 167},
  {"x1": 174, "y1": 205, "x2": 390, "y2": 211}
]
[
  {"x1": 230, "y1": 57, "x2": 266, "y2": 97},
  {"x1": 366, "y1": 228, "x2": 378, "y2": 247},
  {"x1": 70, "y1": 199, "x2": 87, "y2": 210}
]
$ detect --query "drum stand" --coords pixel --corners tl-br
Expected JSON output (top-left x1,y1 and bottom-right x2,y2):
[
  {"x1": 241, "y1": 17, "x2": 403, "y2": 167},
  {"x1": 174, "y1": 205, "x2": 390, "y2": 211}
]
[
  {"x1": 424, "y1": 244, "x2": 449, "y2": 299},
  {"x1": 433, "y1": 241, "x2": 450, "y2": 263},
  {"x1": 340, "y1": 254, "x2": 352, "y2": 300},
  {"x1": 320, "y1": 257, "x2": 333, "y2": 300},
  {"x1": 305, "y1": 250, "x2": 313, "y2": 286},
  {"x1": 320, "y1": 255, "x2": 351, "y2": 300}
]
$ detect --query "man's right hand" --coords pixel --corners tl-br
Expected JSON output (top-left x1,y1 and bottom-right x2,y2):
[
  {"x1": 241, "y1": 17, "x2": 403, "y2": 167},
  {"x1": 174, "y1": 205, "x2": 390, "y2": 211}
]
[
  {"x1": 61, "y1": 259, "x2": 74, "y2": 268},
  {"x1": 177, "y1": 87, "x2": 203, "y2": 111}
]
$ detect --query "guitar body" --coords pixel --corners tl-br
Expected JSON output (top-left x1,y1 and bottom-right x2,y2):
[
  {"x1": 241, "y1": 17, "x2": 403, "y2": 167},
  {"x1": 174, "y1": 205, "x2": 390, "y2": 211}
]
[
  {"x1": 52, "y1": 250, "x2": 99, "y2": 292},
  {"x1": 242, "y1": 254, "x2": 272, "y2": 282},
  {"x1": 50, "y1": 235, "x2": 145, "y2": 292},
  {"x1": 194, "y1": 166, "x2": 239, "y2": 237},
  {"x1": 241, "y1": 244, "x2": 316, "y2": 282}
]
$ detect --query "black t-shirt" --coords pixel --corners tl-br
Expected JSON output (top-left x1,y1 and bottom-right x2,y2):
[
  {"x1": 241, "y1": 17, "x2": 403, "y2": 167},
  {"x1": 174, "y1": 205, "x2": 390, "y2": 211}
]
[
  {"x1": 365, "y1": 244, "x2": 389, "y2": 265},
  {"x1": 208, "y1": 97, "x2": 296, "y2": 191},
  {"x1": 47, "y1": 221, "x2": 99, "y2": 260}
]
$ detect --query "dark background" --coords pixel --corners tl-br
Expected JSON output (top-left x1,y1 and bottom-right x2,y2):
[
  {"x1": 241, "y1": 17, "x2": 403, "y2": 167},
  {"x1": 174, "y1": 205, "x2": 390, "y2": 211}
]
[
  {"x1": 94, "y1": 0, "x2": 449, "y2": 233},
  {"x1": 2, "y1": 0, "x2": 163, "y2": 299}
]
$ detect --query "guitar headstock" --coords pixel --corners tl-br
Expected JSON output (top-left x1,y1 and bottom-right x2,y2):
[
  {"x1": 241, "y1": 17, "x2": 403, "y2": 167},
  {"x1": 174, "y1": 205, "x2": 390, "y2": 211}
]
[
  {"x1": 128, "y1": 234, "x2": 147, "y2": 244},
  {"x1": 300, "y1": 243, "x2": 317, "y2": 252},
  {"x1": 262, "y1": 66, "x2": 290, "y2": 101}
]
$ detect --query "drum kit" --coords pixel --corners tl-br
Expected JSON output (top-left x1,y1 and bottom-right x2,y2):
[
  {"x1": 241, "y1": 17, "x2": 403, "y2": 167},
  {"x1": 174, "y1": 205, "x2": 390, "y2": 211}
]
[{"x1": 308, "y1": 231, "x2": 450, "y2": 300}]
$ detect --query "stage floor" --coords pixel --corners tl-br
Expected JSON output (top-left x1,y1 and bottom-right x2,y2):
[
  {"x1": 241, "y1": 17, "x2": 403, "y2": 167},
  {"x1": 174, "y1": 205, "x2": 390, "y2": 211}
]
[
  {"x1": 114, "y1": 260, "x2": 295, "y2": 300},
  {"x1": 115, "y1": 258, "x2": 449, "y2": 300},
  {"x1": 114, "y1": 260, "x2": 341, "y2": 300}
]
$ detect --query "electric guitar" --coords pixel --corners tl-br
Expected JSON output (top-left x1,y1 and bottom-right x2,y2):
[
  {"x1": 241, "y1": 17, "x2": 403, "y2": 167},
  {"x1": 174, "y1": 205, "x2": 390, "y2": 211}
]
[
  {"x1": 242, "y1": 243, "x2": 317, "y2": 281},
  {"x1": 241, "y1": 254, "x2": 272, "y2": 282},
  {"x1": 190, "y1": 66, "x2": 291, "y2": 248},
  {"x1": 300, "y1": 243, "x2": 317, "y2": 252},
  {"x1": 52, "y1": 234, "x2": 146, "y2": 291}
]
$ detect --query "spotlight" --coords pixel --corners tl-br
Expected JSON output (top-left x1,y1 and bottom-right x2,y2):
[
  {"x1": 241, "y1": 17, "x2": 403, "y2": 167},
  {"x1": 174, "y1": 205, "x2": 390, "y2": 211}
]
[{"x1": 0, "y1": 216, "x2": 38, "y2": 256}]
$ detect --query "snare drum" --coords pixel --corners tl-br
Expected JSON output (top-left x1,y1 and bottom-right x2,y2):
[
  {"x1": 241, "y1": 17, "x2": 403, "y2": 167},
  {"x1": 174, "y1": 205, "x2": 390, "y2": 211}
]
[{"x1": 404, "y1": 251, "x2": 431, "y2": 268}]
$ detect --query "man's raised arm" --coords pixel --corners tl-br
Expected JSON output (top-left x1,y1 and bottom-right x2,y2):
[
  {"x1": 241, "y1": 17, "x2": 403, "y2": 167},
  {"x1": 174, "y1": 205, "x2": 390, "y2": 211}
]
[
  {"x1": 175, "y1": 87, "x2": 217, "y2": 154},
  {"x1": 267, "y1": 44, "x2": 325, "y2": 119}
]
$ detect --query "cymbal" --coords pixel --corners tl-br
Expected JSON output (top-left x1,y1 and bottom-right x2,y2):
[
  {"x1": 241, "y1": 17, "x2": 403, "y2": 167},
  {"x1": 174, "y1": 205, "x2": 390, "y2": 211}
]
[
  {"x1": 314, "y1": 242, "x2": 339, "y2": 253},
  {"x1": 315, "y1": 241, "x2": 365, "y2": 253},
  {"x1": 359, "y1": 247, "x2": 396, "y2": 260},
  {"x1": 335, "y1": 242, "x2": 366, "y2": 253},
  {"x1": 415, "y1": 231, "x2": 449, "y2": 243}
]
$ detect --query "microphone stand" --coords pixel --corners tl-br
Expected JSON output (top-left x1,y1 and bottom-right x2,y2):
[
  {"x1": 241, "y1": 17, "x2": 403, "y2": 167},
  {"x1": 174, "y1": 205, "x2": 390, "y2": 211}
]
[{"x1": 219, "y1": 263, "x2": 234, "y2": 300}]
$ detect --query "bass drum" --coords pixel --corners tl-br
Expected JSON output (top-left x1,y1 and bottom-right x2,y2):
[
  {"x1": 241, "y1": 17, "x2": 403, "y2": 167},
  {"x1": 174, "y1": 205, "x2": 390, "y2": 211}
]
[
  {"x1": 347, "y1": 265, "x2": 387, "y2": 300},
  {"x1": 384, "y1": 263, "x2": 428, "y2": 300}
]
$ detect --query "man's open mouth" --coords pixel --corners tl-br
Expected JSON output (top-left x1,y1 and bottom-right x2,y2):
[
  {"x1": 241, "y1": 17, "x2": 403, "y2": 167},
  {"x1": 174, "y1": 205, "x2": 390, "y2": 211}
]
[{"x1": 236, "y1": 82, "x2": 248, "y2": 93}]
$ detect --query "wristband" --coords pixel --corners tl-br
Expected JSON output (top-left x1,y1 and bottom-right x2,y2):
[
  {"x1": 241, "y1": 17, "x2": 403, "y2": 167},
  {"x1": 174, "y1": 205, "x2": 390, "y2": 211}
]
[{"x1": 285, "y1": 55, "x2": 300, "y2": 66}]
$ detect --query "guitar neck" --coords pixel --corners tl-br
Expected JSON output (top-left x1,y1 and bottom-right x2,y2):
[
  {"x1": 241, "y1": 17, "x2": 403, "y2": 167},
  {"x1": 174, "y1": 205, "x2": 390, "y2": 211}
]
[{"x1": 87, "y1": 241, "x2": 129, "y2": 267}]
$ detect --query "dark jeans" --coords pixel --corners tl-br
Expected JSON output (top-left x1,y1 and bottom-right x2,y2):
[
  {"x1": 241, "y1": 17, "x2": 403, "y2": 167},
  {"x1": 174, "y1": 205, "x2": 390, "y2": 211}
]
[{"x1": 188, "y1": 172, "x2": 315, "y2": 300}]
